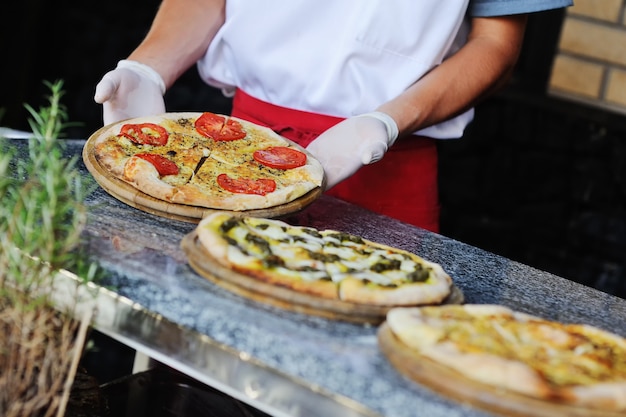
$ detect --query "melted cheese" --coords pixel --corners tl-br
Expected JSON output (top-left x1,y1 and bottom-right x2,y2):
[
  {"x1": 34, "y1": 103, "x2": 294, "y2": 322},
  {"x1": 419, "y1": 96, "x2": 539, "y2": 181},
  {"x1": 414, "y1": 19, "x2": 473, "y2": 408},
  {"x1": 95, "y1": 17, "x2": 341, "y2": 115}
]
[
  {"x1": 418, "y1": 307, "x2": 626, "y2": 387},
  {"x1": 218, "y1": 215, "x2": 434, "y2": 287}
]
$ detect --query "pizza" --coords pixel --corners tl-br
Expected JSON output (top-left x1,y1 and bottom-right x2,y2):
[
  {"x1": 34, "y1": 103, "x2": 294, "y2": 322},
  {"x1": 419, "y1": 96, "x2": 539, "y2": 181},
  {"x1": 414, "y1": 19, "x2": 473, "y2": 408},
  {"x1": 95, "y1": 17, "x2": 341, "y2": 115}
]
[
  {"x1": 384, "y1": 304, "x2": 626, "y2": 412},
  {"x1": 91, "y1": 112, "x2": 324, "y2": 211},
  {"x1": 194, "y1": 212, "x2": 453, "y2": 306}
]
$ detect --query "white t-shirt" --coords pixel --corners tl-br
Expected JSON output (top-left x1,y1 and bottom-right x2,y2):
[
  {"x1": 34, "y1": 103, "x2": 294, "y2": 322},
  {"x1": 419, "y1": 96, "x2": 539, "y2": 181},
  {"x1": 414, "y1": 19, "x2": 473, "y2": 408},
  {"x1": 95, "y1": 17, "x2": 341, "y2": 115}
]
[{"x1": 197, "y1": 1, "x2": 472, "y2": 139}]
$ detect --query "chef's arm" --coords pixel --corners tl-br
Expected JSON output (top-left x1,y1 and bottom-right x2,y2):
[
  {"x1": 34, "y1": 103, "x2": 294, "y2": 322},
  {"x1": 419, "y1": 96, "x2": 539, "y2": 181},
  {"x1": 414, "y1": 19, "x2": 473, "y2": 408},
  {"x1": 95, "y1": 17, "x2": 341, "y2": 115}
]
[
  {"x1": 94, "y1": 0, "x2": 225, "y2": 124},
  {"x1": 376, "y1": 14, "x2": 528, "y2": 138},
  {"x1": 127, "y1": 0, "x2": 225, "y2": 89}
]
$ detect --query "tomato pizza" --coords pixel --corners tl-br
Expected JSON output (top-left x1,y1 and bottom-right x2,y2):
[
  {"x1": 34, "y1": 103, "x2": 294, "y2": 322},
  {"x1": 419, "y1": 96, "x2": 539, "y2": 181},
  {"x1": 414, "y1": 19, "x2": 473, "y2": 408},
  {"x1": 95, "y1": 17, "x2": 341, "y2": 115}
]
[{"x1": 89, "y1": 112, "x2": 324, "y2": 212}]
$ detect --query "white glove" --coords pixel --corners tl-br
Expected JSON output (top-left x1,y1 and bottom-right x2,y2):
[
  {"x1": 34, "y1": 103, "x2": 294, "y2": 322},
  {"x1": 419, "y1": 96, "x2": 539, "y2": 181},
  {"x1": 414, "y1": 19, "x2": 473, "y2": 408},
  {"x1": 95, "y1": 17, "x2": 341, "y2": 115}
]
[
  {"x1": 306, "y1": 111, "x2": 399, "y2": 190},
  {"x1": 94, "y1": 60, "x2": 167, "y2": 125}
]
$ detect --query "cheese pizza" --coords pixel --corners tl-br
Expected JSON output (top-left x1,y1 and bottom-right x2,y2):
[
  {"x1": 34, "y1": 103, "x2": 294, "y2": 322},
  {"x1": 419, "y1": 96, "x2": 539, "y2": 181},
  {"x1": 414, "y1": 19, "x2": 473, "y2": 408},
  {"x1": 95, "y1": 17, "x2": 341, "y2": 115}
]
[
  {"x1": 194, "y1": 212, "x2": 453, "y2": 306},
  {"x1": 384, "y1": 304, "x2": 626, "y2": 412},
  {"x1": 90, "y1": 112, "x2": 324, "y2": 211}
]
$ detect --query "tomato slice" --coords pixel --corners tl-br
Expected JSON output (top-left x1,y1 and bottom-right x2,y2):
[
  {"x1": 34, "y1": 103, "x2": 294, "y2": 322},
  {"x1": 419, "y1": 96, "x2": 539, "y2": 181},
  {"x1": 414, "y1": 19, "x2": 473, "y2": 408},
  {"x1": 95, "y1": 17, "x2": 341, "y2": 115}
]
[
  {"x1": 195, "y1": 112, "x2": 246, "y2": 141},
  {"x1": 119, "y1": 123, "x2": 169, "y2": 146},
  {"x1": 216, "y1": 173, "x2": 276, "y2": 195},
  {"x1": 135, "y1": 153, "x2": 179, "y2": 176},
  {"x1": 220, "y1": 118, "x2": 247, "y2": 141},
  {"x1": 253, "y1": 146, "x2": 307, "y2": 170},
  {"x1": 195, "y1": 112, "x2": 225, "y2": 138}
]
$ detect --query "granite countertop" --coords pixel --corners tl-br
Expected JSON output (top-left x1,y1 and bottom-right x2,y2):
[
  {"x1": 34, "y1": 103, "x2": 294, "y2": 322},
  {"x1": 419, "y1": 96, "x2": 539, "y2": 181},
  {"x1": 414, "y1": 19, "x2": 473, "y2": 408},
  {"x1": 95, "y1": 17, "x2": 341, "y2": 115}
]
[{"x1": 10, "y1": 138, "x2": 626, "y2": 417}]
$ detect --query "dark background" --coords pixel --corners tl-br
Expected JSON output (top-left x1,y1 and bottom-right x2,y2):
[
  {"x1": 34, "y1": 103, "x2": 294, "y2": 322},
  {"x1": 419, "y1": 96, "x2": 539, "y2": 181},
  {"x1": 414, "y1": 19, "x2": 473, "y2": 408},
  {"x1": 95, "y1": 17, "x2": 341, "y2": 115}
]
[{"x1": 2, "y1": 2, "x2": 625, "y2": 302}]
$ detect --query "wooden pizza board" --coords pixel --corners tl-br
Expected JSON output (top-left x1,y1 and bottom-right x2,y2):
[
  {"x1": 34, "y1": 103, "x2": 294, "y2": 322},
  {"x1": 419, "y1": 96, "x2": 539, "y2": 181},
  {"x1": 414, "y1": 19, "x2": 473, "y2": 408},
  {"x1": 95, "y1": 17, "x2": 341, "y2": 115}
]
[
  {"x1": 180, "y1": 231, "x2": 464, "y2": 324},
  {"x1": 82, "y1": 123, "x2": 324, "y2": 223},
  {"x1": 377, "y1": 323, "x2": 624, "y2": 417}
]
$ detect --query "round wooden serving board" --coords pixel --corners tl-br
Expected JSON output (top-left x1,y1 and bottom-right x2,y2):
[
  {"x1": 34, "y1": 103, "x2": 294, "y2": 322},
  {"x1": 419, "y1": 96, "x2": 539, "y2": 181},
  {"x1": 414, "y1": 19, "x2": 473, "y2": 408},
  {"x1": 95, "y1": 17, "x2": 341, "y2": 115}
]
[
  {"x1": 82, "y1": 122, "x2": 323, "y2": 223},
  {"x1": 377, "y1": 323, "x2": 624, "y2": 417},
  {"x1": 181, "y1": 231, "x2": 464, "y2": 324}
]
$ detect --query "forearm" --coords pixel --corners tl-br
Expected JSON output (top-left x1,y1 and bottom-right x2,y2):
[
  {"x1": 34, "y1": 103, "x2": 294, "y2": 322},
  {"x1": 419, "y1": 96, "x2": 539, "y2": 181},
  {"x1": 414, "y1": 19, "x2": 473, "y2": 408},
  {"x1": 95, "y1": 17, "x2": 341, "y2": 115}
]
[
  {"x1": 377, "y1": 15, "x2": 528, "y2": 137},
  {"x1": 127, "y1": 0, "x2": 225, "y2": 89}
]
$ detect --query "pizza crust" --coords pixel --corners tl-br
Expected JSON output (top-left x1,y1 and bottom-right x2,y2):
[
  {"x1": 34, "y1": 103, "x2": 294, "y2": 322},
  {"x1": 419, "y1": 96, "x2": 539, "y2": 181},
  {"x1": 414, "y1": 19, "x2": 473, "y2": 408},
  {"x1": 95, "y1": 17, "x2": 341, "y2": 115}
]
[
  {"x1": 172, "y1": 177, "x2": 316, "y2": 210},
  {"x1": 93, "y1": 138, "x2": 129, "y2": 177},
  {"x1": 338, "y1": 272, "x2": 451, "y2": 306},
  {"x1": 123, "y1": 156, "x2": 178, "y2": 202},
  {"x1": 231, "y1": 266, "x2": 339, "y2": 300},
  {"x1": 196, "y1": 212, "x2": 338, "y2": 298},
  {"x1": 565, "y1": 382, "x2": 626, "y2": 411},
  {"x1": 421, "y1": 342, "x2": 553, "y2": 398},
  {"x1": 330, "y1": 239, "x2": 452, "y2": 306}
]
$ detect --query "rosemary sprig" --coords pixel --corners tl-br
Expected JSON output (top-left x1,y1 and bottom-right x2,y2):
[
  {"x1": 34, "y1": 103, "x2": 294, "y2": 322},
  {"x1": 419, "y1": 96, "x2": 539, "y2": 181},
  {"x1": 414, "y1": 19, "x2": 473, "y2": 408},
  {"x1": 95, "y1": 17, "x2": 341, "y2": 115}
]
[
  {"x1": 0, "y1": 80, "x2": 100, "y2": 417},
  {"x1": 0, "y1": 80, "x2": 98, "y2": 293}
]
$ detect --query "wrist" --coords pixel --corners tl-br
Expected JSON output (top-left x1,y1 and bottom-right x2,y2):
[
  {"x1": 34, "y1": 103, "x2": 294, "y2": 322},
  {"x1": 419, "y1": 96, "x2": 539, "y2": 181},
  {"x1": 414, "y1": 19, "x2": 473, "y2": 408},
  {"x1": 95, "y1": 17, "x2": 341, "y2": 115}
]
[
  {"x1": 117, "y1": 60, "x2": 166, "y2": 95},
  {"x1": 360, "y1": 111, "x2": 399, "y2": 144}
]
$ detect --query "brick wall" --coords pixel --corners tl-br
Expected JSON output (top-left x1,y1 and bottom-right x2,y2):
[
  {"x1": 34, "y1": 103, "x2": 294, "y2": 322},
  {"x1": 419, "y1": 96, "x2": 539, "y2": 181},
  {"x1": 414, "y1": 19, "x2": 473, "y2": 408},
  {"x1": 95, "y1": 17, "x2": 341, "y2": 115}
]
[{"x1": 549, "y1": 0, "x2": 626, "y2": 112}]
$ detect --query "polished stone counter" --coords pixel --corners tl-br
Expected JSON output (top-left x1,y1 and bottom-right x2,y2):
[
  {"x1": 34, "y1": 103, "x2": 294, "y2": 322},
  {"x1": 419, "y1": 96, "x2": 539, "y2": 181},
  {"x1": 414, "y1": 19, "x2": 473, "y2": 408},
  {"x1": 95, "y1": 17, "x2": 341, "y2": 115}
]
[{"x1": 10, "y1": 139, "x2": 626, "y2": 417}]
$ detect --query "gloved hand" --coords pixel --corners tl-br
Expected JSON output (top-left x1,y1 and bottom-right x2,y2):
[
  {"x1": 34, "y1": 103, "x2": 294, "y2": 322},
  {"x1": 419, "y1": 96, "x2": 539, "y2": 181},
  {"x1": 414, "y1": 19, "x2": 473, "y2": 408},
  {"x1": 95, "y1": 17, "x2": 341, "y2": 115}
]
[
  {"x1": 94, "y1": 60, "x2": 167, "y2": 125},
  {"x1": 306, "y1": 111, "x2": 399, "y2": 190}
]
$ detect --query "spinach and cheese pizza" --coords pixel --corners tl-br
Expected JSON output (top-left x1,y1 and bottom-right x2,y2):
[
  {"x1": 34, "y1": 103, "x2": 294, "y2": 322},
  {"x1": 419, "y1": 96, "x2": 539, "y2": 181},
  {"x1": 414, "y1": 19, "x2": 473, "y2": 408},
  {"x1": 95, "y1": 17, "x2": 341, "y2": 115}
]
[{"x1": 195, "y1": 212, "x2": 453, "y2": 306}]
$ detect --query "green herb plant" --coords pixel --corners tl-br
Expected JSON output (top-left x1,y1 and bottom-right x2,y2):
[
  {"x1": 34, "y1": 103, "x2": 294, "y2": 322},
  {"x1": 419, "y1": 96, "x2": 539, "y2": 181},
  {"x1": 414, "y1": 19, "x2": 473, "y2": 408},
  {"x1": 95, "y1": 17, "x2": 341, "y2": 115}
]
[{"x1": 0, "y1": 80, "x2": 99, "y2": 417}]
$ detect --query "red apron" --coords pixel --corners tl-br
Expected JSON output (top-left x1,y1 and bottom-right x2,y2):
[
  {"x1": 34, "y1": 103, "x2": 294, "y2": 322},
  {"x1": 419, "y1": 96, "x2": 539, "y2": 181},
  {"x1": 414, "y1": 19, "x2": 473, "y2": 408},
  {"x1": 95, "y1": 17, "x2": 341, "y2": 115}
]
[{"x1": 231, "y1": 89, "x2": 440, "y2": 233}]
